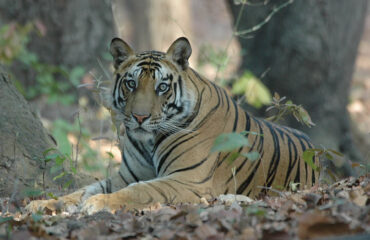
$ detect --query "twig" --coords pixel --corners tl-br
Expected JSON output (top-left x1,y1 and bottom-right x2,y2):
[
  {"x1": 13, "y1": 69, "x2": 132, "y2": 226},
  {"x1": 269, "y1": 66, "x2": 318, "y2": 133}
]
[
  {"x1": 97, "y1": 58, "x2": 111, "y2": 81},
  {"x1": 235, "y1": 0, "x2": 294, "y2": 36},
  {"x1": 74, "y1": 111, "x2": 82, "y2": 170},
  {"x1": 257, "y1": 186, "x2": 286, "y2": 197}
]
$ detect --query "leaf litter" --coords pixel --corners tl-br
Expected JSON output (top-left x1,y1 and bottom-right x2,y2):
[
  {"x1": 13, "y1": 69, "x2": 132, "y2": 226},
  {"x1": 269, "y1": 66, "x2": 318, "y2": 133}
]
[{"x1": 0, "y1": 175, "x2": 369, "y2": 239}]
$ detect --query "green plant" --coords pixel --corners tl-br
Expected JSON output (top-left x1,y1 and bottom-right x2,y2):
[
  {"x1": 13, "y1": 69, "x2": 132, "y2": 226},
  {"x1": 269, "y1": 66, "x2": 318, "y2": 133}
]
[
  {"x1": 0, "y1": 22, "x2": 33, "y2": 64},
  {"x1": 0, "y1": 22, "x2": 85, "y2": 105},
  {"x1": 41, "y1": 148, "x2": 77, "y2": 189},
  {"x1": 303, "y1": 147, "x2": 348, "y2": 182},
  {"x1": 211, "y1": 131, "x2": 261, "y2": 165},
  {"x1": 232, "y1": 71, "x2": 272, "y2": 109},
  {"x1": 266, "y1": 93, "x2": 315, "y2": 127}
]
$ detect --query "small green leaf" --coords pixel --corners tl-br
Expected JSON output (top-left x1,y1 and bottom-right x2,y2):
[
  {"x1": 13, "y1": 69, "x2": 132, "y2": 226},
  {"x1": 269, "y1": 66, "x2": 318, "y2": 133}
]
[
  {"x1": 327, "y1": 149, "x2": 344, "y2": 157},
  {"x1": 44, "y1": 153, "x2": 59, "y2": 163},
  {"x1": 71, "y1": 167, "x2": 77, "y2": 174},
  {"x1": 211, "y1": 133, "x2": 249, "y2": 153},
  {"x1": 0, "y1": 216, "x2": 13, "y2": 224},
  {"x1": 241, "y1": 151, "x2": 260, "y2": 161},
  {"x1": 245, "y1": 206, "x2": 266, "y2": 217},
  {"x1": 54, "y1": 155, "x2": 66, "y2": 165},
  {"x1": 325, "y1": 153, "x2": 333, "y2": 160},
  {"x1": 50, "y1": 165, "x2": 63, "y2": 174},
  {"x1": 63, "y1": 179, "x2": 73, "y2": 189},
  {"x1": 106, "y1": 151, "x2": 114, "y2": 159},
  {"x1": 240, "y1": 131, "x2": 263, "y2": 137},
  {"x1": 31, "y1": 213, "x2": 43, "y2": 222},
  {"x1": 43, "y1": 148, "x2": 57, "y2": 156},
  {"x1": 232, "y1": 71, "x2": 271, "y2": 109},
  {"x1": 24, "y1": 188, "x2": 43, "y2": 197},
  {"x1": 53, "y1": 171, "x2": 66, "y2": 181},
  {"x1": 227, "y1": 152, "x2": 241, "y2": 164},
  {"x1": 47, "y1": 192, "x2": 58, "y2": 200},
  {"x1": 303, "y1": 149, "x2": 318, "y2": 171}
]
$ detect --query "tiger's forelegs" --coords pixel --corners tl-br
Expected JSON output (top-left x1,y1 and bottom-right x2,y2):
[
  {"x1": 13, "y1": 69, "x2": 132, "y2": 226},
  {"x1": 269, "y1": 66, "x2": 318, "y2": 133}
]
[
  {"x1": 81, "y1": 176, "x2": 213, "y2": 215},
  {"x1": 25, "y1": 172, "x2": 128, "y2": 213}
]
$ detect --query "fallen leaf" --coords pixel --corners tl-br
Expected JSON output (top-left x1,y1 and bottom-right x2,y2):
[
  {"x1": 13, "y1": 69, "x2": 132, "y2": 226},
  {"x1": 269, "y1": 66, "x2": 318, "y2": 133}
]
[
  {"x1": 298, "y1": 211, "x2": 363, "y2": 239},
  {"x1": 349, "y1": 188, "x2": 368, "y2": 207}
]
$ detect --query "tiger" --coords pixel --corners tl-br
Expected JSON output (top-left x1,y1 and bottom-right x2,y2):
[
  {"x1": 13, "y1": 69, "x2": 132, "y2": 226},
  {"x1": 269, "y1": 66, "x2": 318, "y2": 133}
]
[{"x1": 26, "y1": 37, "x2": 319, "y2": 214}]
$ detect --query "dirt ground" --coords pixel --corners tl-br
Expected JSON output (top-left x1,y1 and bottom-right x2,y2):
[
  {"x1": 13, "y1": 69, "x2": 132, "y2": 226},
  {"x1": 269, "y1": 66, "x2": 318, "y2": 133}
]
[{"x1": 0, "y1": 176, "x2": 369, "y2": 239}]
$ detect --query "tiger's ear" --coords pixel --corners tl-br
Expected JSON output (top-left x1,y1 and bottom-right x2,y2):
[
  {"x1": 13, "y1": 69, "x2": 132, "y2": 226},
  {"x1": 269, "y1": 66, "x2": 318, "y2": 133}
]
[
  {"x1": 110, "y1": 37, "x2": 134, "y2": 69},
  {"x1": 166, "y1": 37, "x2": 192, "y2": 70}
]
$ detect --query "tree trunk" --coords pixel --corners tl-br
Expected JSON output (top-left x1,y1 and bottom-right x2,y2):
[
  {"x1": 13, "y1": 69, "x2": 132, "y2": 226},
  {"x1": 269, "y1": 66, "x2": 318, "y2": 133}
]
[
  {"x1": 0, "y1": 68, "x2": 92, "y2": 198},
  {"x1": 227, "y1": 0, "x2": 367, "y2": 171},
  {"x1": 0, "y1": 0, "x2": 114, "y2": 86},
  {"x1": 112, "y1": 0, "x2": 192, "y2": 52}
]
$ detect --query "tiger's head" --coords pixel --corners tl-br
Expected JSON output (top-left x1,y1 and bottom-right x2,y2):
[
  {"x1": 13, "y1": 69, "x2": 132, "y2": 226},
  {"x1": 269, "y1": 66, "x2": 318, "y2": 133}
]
[{"x1": 109, "y1": 37, "x2": 196, "y2": 138}]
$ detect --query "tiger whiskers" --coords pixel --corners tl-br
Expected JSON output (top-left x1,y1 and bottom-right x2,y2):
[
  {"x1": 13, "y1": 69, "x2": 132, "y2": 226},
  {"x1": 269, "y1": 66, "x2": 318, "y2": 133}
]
[{"x1": 156, "y1": 121, "x2": 195, "y2": 135}]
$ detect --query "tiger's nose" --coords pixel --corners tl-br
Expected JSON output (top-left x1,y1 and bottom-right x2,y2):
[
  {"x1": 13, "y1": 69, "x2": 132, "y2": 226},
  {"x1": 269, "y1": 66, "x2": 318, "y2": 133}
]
[{"x1": 132, "y1": 113, "x2": 150, "y2": 124}]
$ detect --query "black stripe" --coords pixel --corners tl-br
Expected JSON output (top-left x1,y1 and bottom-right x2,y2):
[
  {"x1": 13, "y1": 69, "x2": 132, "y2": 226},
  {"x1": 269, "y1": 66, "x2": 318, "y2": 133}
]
[
  {"x1": 188, "y1": 189, "x2": 202, "y2": 198},
  {"x1": 237, "y1": 156, "x2": 262, "y2": 194},
  {"x1": 178, "y1": 76, "x2": 183, "y2": 98},
  {"x1": 106, "y1": 179, "x2": 112, "y2": 193},
  {"x1": 146, "y1": 182, "x2": 168, "y2": 202},
  {"x1": 117, "y1": 78, "x2": 124, "y2": 105},
  {"x1": 161, "y1": 181, "x2": 180, "y2": 194},
  {"x1": 283, "y1": 135, "x2": 298, "y2": 187},
  {"x1": 112, "y1": 74, "x2": 121, "y2": 108},
  {"x1": 118, "y1": 170, "x2": 129, "y2": 185},
  {"x1": 156, "y1": 132, "x2": 200, "y2": 174},
  {"x1": 264, "y1": 121, "x2": 281, "y2": 188},
  {"x1": 164, "y1": 179, "x2": 202, "y2": 198},
  {"x1": 216, "y1": 152, "x2": 231, "y2": 168},
  {"x1": 126, "y1": 133, "x2": 153, "y2": 166},
  {"x1": 190, "y1": 153, "x2": 220, "y2": 184},
  {"x1": 294, "y1": 134, "x2": 308, "y2": 183},
  {"x1": 231, "y1": 98, "x2": 239, "y2": 131},
  {"x1": 160, "y1": 136, "x2": 210, "y2": 175},
  {"x1": 99, "y1": 181, "x2": 105, "y2": 194},
  {"x1": 223, "y1": 89, "x2": 230, "y2": 113},
  {"x1": 294, "y1": 160, "x2": 300, "y2": 183},
  {"x1": 168, "y1": 157, "x2": 208, "y2": 175},
  {"x1": 210, "y1": 81, "x2": 224, "y2": 107},
  {"x1": 122, "y1": 152, "x2": 139, "y2": 182},
  {"x1": 191, "y1": 69, "x2": 212, "y2": 95}
]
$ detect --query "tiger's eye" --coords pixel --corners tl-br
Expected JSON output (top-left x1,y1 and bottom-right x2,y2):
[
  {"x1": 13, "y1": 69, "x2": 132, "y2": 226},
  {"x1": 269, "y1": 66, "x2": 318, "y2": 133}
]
[
  {"x1": 126, "y1": 80, "x2": 136, "y2": 89},
  {"x1": 158, "y1": 83, "x2": 169, "y2": 93}
]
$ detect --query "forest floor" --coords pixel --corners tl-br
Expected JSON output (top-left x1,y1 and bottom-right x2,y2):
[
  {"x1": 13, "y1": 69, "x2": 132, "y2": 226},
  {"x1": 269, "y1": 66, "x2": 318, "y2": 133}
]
[{"x1": 0, "y1": 175, "x2": 369, "y2": 239}]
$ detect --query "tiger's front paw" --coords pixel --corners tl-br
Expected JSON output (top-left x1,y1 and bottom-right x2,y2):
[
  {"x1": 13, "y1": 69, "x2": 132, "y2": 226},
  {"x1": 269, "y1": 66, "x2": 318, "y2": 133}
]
[
  {"x1": 25, "y1": 199, "x2": 62, "y2": 213},
  {"x1": 81, "y1": 193, "x2": 127, "y2": 215},
  {"x1": 25, "y1": 191, "x2": 83, "y2": 213}
]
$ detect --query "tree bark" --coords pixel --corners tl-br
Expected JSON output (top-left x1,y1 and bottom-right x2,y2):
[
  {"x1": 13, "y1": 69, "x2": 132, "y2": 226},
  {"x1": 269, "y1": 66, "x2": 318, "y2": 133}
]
[
  {"x1": 112, "y1": 0, "x2": 192, "y2": 52},
  {"x1": 0, "y1": 0, "x2": 114, "y2": 86},
  {"x1": 227, "y1": 0, "x2": 367, "y2": 170},
  {"x1": 0, "y1": 68, "x2": 92, "y2": 198}
]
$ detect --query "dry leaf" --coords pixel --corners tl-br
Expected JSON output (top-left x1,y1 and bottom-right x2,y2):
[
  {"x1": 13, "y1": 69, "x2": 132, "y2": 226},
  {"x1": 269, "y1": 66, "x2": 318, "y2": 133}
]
[{"x1": 298, "y1": 212, "x2": 363, "y2": 239}]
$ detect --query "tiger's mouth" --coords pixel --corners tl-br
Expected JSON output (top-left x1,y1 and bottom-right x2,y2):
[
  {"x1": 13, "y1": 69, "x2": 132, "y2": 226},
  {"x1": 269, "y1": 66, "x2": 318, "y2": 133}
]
[{"x1": 134, "y1": 127, "x2": 150, "y2": 133}]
